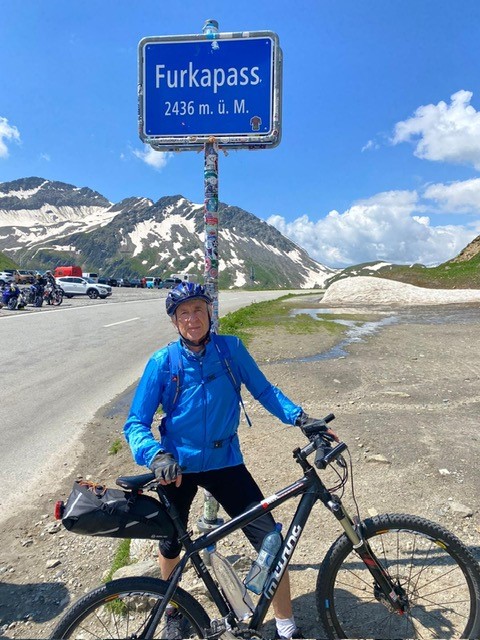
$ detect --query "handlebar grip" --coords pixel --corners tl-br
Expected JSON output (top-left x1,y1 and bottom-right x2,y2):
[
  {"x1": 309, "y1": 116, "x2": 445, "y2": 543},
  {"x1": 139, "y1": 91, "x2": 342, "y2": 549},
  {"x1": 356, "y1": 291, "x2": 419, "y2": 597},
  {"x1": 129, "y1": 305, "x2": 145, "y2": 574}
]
[
  {"x1": 315, "y1": 441, "x2": 347, "y2": 470},
  {"x1": 324, "y1": 413, "x2": 335, "y2": 424}
]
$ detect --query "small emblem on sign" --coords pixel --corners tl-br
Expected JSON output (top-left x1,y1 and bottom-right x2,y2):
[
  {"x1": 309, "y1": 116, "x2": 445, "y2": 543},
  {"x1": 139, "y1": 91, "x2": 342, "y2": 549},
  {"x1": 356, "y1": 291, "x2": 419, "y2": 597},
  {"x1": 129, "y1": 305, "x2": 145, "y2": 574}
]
[{"x1": 250, "y1": 115, "x2": 262, "y2": 131}]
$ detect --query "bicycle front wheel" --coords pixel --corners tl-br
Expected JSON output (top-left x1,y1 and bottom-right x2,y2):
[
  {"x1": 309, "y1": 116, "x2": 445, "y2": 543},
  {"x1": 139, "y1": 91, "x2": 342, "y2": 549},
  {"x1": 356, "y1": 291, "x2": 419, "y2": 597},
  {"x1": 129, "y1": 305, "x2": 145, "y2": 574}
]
[
  {"x1": 50, "y1": 576, "x2": 211, "y2": 639},
  {"x1": 317, "y1": 513, "x2": 480, "y2": 639}
]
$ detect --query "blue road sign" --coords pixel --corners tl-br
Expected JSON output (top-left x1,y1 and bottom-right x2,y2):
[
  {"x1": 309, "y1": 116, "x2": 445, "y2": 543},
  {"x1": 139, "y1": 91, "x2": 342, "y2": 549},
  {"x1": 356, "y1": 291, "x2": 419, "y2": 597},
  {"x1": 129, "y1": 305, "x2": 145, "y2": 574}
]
[{"x1": 138, "y1": 32, "x2": 282, "y2": 149}]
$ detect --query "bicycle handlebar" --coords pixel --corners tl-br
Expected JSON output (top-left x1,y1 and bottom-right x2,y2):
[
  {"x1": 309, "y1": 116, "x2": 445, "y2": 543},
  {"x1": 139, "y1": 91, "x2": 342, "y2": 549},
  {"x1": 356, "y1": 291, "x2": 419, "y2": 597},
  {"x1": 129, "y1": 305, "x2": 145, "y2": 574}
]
[{"x1": 297, "y1": 413, "x2": 348, "y2": 470}]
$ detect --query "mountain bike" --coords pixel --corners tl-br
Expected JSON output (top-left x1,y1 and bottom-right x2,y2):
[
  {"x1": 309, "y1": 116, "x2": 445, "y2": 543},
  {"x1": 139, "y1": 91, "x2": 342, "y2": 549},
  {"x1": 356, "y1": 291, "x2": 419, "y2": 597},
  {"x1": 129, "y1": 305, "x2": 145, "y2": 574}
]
[{"x1": 50, "y1": 415, "x2": 480, "y2": 639}]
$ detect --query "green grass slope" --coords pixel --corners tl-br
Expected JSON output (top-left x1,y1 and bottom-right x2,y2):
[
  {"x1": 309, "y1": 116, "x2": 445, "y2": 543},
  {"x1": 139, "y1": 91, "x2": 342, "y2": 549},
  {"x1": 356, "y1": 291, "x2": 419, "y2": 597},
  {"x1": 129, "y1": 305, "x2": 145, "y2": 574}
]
[{"x1": 0, "y1": 251, "x2": 18, "y2": 270}]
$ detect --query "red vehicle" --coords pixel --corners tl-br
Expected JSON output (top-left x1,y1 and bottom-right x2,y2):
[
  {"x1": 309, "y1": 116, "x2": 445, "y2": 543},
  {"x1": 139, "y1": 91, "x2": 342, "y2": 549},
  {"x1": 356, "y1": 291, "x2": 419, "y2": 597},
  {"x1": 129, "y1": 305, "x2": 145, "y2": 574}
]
[{"x1": 54, "y1": 266, "x2": 83, "y2": 278}]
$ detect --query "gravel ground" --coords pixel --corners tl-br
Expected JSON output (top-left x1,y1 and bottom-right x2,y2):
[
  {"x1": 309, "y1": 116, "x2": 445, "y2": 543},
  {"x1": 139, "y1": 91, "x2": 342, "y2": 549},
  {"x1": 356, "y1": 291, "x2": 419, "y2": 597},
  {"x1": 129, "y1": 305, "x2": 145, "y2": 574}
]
[{"x1": 0, "y1": 293, "x2": 479, "y2": 638}]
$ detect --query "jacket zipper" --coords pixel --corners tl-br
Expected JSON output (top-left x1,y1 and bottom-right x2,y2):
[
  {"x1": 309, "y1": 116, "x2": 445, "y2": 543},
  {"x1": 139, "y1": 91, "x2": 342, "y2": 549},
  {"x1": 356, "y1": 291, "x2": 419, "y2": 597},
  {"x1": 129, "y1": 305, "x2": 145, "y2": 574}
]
[{"x1": 200, "y1": 358, "x2": 207, "y2": 469}]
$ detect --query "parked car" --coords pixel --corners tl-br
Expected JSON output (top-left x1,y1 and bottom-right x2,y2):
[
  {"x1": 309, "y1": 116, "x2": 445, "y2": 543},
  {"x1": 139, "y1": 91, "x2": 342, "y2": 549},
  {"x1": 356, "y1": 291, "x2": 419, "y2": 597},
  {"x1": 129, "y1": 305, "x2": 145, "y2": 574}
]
[
  {"x1": 98, "y1": 277, "x2": 118, "y2": 287},
  {"x1": 158, "y1": 277, "x2": 182, "y2": 289},
  {"x1": 82, "y1": 272, "x2": 99, "y2": 282},
  {"x1": 129, "y1": 278, "x2": 143, "y2": 288},
  {"x1": 0, "y1": 270, "x2": 15, "y2": 285},
  {"x1": 144, "y1": 277, "x2": 163, "y2": 288},
  {"x1": 14, "y1": 269, "x2": 36, "y2": 284},
  {"x1": 117, "y1": 278, "x2": 131, "y2": 287},
  {"x1": 55, "y1": 276, "x2": 112, "y2": 300}
]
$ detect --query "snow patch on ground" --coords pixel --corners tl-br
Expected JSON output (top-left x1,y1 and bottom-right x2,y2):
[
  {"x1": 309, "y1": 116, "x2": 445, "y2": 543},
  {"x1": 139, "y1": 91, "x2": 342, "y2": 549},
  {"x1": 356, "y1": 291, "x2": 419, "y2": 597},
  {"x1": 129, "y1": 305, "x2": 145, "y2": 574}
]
[
  {"x1": 322, "y1": 276, "x2": 480, "y2": 306},
  {"x1": 363, "y1": 262, "x2": 391, "y2": 272}
]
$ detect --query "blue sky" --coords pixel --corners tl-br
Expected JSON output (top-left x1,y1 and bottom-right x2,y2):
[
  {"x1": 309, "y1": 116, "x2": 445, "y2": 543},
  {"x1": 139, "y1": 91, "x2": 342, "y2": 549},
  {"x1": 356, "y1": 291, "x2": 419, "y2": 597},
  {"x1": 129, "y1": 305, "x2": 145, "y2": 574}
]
[{"x1": 1, "y1": 0, "x2": 480, "y2": 268}]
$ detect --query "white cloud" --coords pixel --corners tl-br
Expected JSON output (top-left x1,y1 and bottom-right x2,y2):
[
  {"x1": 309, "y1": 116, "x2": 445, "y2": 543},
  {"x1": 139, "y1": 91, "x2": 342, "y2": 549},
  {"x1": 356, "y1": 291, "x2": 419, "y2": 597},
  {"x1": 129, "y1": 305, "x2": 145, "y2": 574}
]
[
  {"x1": 424, "y1": 178, "x2": 480, "y2": 213},
  {"x1": 361, "y1": 139, "x2": 379, "y2": 152},
  {"x1": 0, "y1": 117, "x2": 20, "y2": 158},
  {"x1": 268, "y1": 189, "x2": 477, "y2": 268},
  {"x1": 392, "y1": 90, "x2": 480, "y2": 169},
  {"x1": 40, "y1": 153, "x2": 51, "y2": 162},
  {"x1": 133, "y1": 145, "x2": 173, "y2": 170}
]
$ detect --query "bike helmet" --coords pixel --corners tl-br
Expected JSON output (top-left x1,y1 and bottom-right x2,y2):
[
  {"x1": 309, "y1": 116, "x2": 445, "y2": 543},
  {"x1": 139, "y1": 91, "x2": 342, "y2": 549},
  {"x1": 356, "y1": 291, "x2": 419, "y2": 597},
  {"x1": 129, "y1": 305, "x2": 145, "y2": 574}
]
[{"x1": 166, "y1": 282, "x2": 212, "y2": 317}]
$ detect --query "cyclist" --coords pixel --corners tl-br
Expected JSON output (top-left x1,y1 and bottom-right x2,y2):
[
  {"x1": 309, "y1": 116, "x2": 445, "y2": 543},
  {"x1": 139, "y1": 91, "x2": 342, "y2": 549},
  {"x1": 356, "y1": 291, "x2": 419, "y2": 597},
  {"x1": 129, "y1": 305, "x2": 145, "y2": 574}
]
[{"x1": 124, "y1": 283, "x2": 321, "y2": 640}]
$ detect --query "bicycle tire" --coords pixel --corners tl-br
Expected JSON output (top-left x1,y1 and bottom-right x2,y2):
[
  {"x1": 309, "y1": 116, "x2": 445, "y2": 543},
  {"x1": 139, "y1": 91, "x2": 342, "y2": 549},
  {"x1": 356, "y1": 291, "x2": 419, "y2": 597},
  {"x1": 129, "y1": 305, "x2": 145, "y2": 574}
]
[
  {"x1": 317, "y1": 513, "x2": 480, "y2": 639},
  {"x1": 50, "y1": 576, "x2": 211, "y2": 639}
]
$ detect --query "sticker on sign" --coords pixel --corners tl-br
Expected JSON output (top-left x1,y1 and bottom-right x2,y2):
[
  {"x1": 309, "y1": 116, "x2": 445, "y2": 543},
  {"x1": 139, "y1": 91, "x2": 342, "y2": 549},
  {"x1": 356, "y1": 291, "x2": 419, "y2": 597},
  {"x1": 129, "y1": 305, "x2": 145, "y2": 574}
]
[{"x1": 138, "y1": 30, "x2": 282, "y2": 150}]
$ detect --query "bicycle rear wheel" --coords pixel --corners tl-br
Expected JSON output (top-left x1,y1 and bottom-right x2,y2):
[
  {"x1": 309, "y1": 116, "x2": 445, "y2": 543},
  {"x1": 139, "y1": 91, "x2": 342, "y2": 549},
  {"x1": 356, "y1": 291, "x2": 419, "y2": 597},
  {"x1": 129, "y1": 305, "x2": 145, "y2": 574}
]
[
  {"x1": 317, "y1": 513, "x2": 480, "y2": 639},
  {"x1": 50, "y1": 576, "x2": 211, "y2": 639}
]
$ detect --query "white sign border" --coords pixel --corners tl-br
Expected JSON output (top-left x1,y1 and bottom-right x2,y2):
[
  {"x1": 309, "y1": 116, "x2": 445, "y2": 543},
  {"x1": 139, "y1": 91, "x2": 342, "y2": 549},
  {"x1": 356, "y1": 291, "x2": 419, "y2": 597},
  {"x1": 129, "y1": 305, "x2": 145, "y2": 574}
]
[{"x1": 138, "y1": 30, "x2": 282, "y2": 151}]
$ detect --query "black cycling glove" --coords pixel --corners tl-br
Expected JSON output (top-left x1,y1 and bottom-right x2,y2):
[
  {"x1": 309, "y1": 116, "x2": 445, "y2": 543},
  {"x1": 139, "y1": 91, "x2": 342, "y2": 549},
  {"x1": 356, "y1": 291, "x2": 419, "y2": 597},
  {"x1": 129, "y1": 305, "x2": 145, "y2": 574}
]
[
  {"x1": 295, "y1": 411, "x2": 320, "y2": 428},
  {"x1": 149, "y1": 451, "x2": 182, "y2": 484},
  {"x1": 295, "y1": 411, "x2": 339, "y2": 442}
]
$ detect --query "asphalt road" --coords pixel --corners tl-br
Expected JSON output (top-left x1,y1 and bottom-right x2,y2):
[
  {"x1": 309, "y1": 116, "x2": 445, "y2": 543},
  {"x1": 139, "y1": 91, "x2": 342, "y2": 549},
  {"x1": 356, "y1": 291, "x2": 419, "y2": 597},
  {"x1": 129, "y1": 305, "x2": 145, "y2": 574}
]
[{"x1": 0, "y1": 288, "x2": 308, "y2": 521}]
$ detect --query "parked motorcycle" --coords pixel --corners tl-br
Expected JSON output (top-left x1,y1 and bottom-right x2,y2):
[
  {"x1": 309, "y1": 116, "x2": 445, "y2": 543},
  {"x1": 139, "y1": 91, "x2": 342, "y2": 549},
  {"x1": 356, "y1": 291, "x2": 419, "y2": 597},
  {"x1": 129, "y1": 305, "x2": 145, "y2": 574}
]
[
  {"x1": 44, "y1": 283, "x2": 63, "y2": 306},
  {"x1": 1, "y1": 283, "x2": 24, "y2": 310},
  {"x1": 26, "y1": 282, "x2": 44, "y2": 307}
]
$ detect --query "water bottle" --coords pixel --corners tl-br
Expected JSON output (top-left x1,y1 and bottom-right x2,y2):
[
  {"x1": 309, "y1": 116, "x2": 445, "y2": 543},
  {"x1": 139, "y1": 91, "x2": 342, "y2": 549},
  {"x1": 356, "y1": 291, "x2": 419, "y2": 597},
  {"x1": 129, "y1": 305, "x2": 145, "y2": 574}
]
[
  {"x1": 203, "y1": 490, "x2": 219, "y2": 524},
  {"x1": 244, "y1": 523, "x2": 283, "y2": 595},
  {"x1": 208, "y1": 546, "x2": 254, "y2": 620}
]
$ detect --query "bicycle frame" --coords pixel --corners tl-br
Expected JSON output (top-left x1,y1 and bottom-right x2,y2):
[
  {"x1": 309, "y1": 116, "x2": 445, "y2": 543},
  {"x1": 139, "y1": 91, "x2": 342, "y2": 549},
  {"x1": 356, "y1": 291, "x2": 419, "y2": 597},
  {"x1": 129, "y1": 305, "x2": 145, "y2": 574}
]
[{"x1": 140, "y1": 438, "x2": 406, "y2": 638}]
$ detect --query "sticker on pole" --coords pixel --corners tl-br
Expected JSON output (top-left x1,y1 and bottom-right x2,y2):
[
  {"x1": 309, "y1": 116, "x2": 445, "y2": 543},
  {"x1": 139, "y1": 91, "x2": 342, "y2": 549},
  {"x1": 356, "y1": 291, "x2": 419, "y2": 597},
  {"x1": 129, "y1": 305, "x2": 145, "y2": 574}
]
[{"x1": 138, "y1": 31, "x2": 282, "y2": 150}]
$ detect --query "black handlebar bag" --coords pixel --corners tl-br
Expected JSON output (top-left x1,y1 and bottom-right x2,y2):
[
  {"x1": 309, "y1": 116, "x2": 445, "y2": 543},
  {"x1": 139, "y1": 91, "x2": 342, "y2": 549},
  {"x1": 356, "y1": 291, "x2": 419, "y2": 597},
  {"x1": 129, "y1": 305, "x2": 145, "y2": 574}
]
[{"x1": 60, "y1": 481, "x2": 175, "y2": 540}]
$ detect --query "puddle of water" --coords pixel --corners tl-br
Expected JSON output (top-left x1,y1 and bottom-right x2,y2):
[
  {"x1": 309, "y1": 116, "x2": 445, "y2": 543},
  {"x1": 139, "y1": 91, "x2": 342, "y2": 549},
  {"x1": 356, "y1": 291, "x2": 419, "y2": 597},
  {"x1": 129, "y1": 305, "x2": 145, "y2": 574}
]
[
  {"x1": 281, "y1": 306, "x2": 480, "y2": 364},
  {"x1": 282, "y1": 310, "x2": 399, "y2": 363}
]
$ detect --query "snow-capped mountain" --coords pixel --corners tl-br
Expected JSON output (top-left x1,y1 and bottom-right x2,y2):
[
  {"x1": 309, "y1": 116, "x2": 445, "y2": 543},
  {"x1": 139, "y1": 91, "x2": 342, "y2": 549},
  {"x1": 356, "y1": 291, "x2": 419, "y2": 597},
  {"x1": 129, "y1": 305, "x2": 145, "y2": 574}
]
[{"x1": 0, "y1": 177, "x2": 335, "y2": 288}]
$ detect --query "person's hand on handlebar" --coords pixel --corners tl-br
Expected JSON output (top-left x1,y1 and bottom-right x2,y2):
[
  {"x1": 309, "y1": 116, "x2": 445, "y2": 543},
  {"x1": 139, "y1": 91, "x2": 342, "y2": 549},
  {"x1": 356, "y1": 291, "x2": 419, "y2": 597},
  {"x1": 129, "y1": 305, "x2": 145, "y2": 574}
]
[
  {"x1": 295, "y1": 411, "x2": 339, "y2": 442},
  {"x1": 149, "y1": 451, "x2": 183, "y2": 487}
]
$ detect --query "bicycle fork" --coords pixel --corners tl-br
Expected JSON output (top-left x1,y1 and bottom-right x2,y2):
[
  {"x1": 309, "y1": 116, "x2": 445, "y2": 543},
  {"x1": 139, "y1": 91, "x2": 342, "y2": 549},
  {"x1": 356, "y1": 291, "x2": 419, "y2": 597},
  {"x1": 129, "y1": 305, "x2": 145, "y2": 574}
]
[{"x1": 326, "y1": 494, "x2": 408, "y2": 615}]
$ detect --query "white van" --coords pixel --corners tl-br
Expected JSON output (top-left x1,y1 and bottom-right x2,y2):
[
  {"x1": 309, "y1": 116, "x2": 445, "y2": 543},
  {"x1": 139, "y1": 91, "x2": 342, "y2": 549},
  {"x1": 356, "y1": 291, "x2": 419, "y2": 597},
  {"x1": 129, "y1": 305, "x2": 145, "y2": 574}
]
[
  {"x1": 170, "y1": 273, "x2": 196, "y2": 283},
  {"x1": 82, "y1": 272, "x2": 99, "y2": 283}
]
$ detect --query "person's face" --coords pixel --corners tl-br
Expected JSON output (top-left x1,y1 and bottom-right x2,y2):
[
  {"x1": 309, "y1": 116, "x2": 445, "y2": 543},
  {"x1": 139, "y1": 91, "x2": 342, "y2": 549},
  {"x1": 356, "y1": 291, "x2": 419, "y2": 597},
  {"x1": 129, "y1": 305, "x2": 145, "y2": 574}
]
[{"x1": 173, "y1": 299, "x2": 210, "y2": 347}]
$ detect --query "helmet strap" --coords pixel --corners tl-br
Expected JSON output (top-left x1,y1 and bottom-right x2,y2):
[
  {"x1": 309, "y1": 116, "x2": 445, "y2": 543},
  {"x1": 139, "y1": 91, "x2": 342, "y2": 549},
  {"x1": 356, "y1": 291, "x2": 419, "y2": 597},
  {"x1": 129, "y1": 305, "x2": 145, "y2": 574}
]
[{"x1": 179, "y1": 329, "x2": 211, "y2": 349}]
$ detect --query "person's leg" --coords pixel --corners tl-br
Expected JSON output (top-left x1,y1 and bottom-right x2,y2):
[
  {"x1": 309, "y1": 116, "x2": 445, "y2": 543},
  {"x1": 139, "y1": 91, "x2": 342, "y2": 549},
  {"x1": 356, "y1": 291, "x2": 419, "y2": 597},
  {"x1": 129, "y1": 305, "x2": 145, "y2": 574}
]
[
  {"x1": 202, "y1": 465, "x2": 300, "y2": 636},
  {"x1": 158, "y1": 475, "x2": 198, "y2": 577},
  {"x1": 159, "y1": 554, "x2": 181, "y2": 580}
]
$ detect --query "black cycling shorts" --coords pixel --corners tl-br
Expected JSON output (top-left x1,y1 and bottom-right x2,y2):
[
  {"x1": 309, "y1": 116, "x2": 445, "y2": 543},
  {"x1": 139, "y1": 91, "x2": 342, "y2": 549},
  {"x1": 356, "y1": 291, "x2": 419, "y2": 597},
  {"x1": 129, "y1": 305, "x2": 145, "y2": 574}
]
[{"x1": 158, "y1": 464, "x2": 276, "y2": 559}]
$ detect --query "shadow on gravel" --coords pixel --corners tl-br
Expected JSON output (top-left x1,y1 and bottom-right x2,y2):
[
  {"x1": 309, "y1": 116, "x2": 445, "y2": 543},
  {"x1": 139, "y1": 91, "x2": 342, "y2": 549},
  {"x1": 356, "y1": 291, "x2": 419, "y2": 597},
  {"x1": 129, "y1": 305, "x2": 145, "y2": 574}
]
[{"x1": 0, "y1": 580, "x2": 69, "y2": 625}]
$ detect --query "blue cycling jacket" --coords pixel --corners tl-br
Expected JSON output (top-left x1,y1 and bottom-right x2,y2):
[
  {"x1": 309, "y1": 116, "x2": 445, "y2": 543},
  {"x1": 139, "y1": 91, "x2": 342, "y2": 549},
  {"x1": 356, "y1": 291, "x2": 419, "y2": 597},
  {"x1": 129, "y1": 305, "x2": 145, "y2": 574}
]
[{"x1": 124, "y1": 335, "x2": 303, "y2": 473}]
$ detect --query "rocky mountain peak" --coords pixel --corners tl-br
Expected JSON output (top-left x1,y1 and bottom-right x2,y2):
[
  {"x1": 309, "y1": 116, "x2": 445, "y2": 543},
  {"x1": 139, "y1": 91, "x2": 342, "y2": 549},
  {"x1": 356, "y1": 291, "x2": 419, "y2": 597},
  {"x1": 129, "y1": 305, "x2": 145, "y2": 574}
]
[
  {"x1": 0, "y1": 176, "x2": 111, "y2": 212},
  {"x1": 450, "y1": 234, "x2": 480, "y2": 263},
  {"x1": 0, "y1": 176, "x2": 335, "y2": 288}
]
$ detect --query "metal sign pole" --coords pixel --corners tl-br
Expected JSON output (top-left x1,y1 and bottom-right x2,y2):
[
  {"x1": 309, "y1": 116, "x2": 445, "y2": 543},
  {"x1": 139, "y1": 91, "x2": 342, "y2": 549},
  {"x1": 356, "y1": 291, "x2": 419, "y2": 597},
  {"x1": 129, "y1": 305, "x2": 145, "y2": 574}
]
[
  {"x1": 202, "y1": 19, "x2": 220, "y2": 333},
  {"x1": 203, "y1": 137, "x2": 219, "y2": 333},
  {"x1": 200, "y1": 20, "x2": 221, "y2": 538}
]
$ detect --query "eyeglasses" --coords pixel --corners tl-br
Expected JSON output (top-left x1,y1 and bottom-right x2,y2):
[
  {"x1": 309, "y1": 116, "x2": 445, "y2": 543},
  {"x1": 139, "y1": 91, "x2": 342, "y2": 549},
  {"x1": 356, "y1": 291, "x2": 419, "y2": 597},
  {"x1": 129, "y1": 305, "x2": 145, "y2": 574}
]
[{"x1": 176, "y1": 308, "x2": 208, "y2": 322}]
